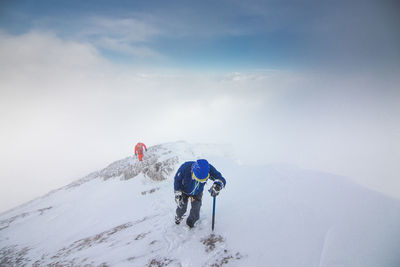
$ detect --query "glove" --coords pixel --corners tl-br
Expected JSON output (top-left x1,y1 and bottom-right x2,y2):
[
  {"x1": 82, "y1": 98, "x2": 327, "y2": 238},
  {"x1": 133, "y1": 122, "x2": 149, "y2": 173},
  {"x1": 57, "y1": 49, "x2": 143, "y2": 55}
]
[
  {"x1": 174, "y1": 191, "x2": 183, "y2": 207},
  {"x1": 210, "y1": 183, "x2": 221, "y2": 197}
]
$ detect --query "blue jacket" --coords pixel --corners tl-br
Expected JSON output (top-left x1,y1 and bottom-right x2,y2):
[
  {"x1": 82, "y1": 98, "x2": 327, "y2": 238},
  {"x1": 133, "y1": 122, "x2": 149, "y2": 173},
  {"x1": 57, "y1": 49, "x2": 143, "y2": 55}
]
[{"x1": 174, "y1": 161, "x2": 226, "y2": 196}]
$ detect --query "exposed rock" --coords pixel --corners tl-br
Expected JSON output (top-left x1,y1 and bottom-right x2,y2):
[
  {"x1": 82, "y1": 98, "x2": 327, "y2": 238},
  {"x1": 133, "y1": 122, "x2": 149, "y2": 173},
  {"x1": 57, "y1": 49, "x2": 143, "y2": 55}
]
[
  {"x1": 0, "y1": 245, "x2": 31, "y2": 266},
  {"x1": 201, "y1": 234, "x2": 224, "y2": 252}
]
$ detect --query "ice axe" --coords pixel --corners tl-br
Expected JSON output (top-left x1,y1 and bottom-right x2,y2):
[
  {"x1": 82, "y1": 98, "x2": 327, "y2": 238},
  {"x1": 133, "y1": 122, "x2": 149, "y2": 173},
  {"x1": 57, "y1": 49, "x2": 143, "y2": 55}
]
[
  {"x1": 209, "y1": 187, "x2": 217, "y2": 231},
  {"x1": 212, "y1": 196, "x2": 216, "y2": 231}
]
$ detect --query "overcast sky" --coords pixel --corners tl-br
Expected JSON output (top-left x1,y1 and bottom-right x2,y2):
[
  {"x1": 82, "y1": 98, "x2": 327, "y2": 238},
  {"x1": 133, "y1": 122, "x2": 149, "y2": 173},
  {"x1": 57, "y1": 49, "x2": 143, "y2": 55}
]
[{"x1": 0, "y1": 0, "x2": 399, "y2": 213}]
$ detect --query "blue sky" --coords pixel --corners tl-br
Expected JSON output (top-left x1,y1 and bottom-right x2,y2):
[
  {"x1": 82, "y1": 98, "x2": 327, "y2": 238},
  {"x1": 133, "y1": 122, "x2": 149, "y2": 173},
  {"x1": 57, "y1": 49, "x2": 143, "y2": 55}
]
[
  {"x1": 0, "y1": 0, "x2": 399, "y2": 212},
  {"x1": 1, "y1": 0, "x2": 398, "y2": 70}
]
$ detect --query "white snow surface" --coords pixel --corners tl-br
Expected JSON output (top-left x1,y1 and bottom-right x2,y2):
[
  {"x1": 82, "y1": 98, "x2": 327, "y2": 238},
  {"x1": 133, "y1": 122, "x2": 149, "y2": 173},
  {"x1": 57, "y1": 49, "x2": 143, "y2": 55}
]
[{"x1": 1, "y1": 141, "x2": 399, "y2": 266}]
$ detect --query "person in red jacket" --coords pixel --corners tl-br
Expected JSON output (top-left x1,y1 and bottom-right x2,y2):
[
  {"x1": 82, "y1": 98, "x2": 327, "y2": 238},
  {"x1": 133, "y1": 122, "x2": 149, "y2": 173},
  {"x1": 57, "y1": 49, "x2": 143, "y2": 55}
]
[{"x1": 135, "y1": 142, "x2": 147, "y2": 161}]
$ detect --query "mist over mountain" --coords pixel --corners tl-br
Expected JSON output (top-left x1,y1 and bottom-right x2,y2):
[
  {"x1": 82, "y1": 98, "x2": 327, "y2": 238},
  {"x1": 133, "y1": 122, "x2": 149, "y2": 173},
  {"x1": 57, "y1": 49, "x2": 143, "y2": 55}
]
[{"x1": 1, "y1": 142, "x2": 399, "y2": 266}]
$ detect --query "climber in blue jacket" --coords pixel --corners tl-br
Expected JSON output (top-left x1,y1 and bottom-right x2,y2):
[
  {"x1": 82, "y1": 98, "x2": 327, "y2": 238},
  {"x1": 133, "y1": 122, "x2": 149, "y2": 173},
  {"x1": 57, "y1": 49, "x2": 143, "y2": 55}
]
[{"x1": 174, "y1": 159, "x2": 226, "y2": 228}]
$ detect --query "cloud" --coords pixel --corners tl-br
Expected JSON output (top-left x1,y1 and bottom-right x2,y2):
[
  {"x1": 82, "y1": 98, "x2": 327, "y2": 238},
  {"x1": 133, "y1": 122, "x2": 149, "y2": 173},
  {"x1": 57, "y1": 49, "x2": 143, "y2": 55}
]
[
  {"x1": 0, "y1": 30, "x2": 100, "y2": 63},
  {"x1": 1, "y1": 30, "x2": 400, "y2": 213},
  {"x1": 30, "y1": 14, "x2": 164, "y2": 59},
  {"x1": 92, "y1": 36, "x2": 164, "y2": 58},
  {"x1": 3, "y1": 0, "x2": 399, "y2": 70},
  {"x1": 77, "y1": 17, "x2": 164, "y2": 58},
  {"x1": 87, "y1": 17, "x2": 160, "y2": 42}
]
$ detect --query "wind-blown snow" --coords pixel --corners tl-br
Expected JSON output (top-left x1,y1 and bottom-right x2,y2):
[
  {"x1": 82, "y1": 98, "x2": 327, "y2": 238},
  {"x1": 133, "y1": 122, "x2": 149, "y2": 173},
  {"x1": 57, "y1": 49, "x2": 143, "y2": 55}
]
[{"x1": 1, "y1": 141, "x2": 399, "y2": 266}]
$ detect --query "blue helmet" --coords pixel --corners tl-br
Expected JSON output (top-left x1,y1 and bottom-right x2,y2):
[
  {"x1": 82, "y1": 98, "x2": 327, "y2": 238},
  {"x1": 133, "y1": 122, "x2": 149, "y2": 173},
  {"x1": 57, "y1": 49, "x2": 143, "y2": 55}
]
[{"x1": 192, "y1": 159, "x2": 210, "y2": 182}]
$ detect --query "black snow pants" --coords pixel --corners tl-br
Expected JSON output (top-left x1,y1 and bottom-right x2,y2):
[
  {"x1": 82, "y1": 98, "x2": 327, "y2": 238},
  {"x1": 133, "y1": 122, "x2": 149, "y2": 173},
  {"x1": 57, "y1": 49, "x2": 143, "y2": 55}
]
[{"x1": 176, "y1": 192, "x2": 203, "y2": 227}]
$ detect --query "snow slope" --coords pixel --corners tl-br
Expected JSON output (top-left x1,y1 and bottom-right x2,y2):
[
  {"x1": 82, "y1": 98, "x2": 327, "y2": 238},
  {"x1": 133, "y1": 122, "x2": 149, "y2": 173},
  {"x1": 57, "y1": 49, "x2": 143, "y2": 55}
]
[{"x1": 1, "y1": 141, "x2": 399, "y2": 266}]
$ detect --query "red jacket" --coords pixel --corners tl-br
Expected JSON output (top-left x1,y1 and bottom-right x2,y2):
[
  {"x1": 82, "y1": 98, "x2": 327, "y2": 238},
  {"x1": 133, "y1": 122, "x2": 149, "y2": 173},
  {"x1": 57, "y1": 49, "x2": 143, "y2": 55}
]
[{"x1": 135, "y1": 143, "x2": 147, "y2": 155}]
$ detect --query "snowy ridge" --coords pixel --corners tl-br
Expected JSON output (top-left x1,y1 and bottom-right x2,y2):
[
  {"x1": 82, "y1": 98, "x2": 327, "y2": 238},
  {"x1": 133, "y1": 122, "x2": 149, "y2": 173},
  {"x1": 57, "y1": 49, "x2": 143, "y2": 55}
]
[
  {"x1": 1, "y1": 141, "x2": 400, "y2": 266},
  {"x1": 66, "y1": 141, "x2": 233, "y2": 187}
]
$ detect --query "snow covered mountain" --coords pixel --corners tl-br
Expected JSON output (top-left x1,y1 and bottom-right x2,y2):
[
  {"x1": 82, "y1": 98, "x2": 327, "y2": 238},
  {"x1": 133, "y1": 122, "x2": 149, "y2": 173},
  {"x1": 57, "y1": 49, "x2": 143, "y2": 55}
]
[{"x1": 1, "y1": 141, "x2": 399, "y2": 267}]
